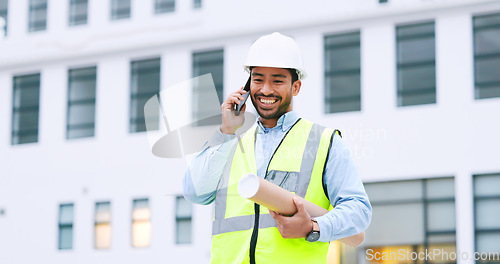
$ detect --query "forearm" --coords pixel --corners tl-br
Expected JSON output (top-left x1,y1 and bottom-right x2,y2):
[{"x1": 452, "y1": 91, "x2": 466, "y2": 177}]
[
  {"x1": 183, "y1": 170, "x2": 217, "y2": 205},
  {"x1": 339, "y1": 231, "x2": 365, "y2": 247},
  {"x1": 315, "y1": 196, "x2": 371, "y2": 243},
  {"x1": 182, "y1": 127, "x2": 236, "y2": 204}
]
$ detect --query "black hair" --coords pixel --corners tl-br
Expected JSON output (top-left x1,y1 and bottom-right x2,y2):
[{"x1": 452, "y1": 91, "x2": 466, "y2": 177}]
[
  {"x1": 286, "y1": 68, "x2": 299, "y2": 84},
  {"x1": 249, "y1": 67, "x2": 299, "y2": 84}
]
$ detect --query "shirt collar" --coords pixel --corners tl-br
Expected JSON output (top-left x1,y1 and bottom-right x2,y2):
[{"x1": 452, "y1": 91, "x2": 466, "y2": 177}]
[{"x1": 256, "y1": 111, "x2": 299, "y2": 133}]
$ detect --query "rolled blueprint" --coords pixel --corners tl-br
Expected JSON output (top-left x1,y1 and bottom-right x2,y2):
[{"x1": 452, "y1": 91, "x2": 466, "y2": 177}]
[{"x1": 238, "y1": 173, "x2": 328, "y2": 217}]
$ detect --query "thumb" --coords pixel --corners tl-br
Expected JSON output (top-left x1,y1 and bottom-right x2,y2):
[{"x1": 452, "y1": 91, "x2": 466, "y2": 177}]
[{"x1": 293, "y1": 197, "x2": 306, "y2": 215}]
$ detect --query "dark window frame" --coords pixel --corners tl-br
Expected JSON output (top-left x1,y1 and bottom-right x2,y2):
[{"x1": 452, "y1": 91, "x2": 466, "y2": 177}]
[
  {"x1": 324, "y1": 31, "x2": 361, "y2": 114},
  {"x1": 129, "y1": 57, "x2": 161, "y2": 133},
  {"x1": 11, "y1": 73, "x2": 41, "y2": 145},
  {"x1": 193, "y1": 0, "x2": 201, "y2": 9},
  {"x1": 396, "y1": 21, "x2": 437, "y2": 107},
  {"x1": 66, "y1": 66, "x2": 97, "y2": 139},
  {"x1": 58, "y1": 203, "x2": 74, "y2": 250},
  {"x1": 473, "y1": 173, "x2": 500, "y2": 260},
  {"x1": 365, "y1": 177, "x2": 456, "y2": 250},
  {"x1": 110, "y1": 0, "x2": 131, "y2": 20},
  {"x1": 192, "y1": 49, "x2": 224, "y2": 124},
  {"x1": 175, "y1": 195, "x2": 192, "y2": 244},
  {"x1": 28, "y1": 0, "x2": 47, "y2": 32},
  {"x1": 473, "y1": 12, "x2": 500, "y2": 100},
  {"x1": 154, "y1": 0, "x2": 175, "y2": 14},
  {"x1": 0, "y1": 0, "x2": 8, "y2": 36},
  {"x1": 68, "y1": 0, "x2": 88, "y2": 26}
]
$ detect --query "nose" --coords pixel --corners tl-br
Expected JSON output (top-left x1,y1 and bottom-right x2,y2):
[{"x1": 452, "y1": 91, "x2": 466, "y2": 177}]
[{"x1": 260, "y1": 80, "x2": 273, "y2": 95}]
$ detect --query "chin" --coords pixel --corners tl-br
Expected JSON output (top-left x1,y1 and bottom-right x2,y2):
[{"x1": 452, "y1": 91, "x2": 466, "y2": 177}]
[{"x1": 257, "y1": 109, "x2": 282, "y2": 120}]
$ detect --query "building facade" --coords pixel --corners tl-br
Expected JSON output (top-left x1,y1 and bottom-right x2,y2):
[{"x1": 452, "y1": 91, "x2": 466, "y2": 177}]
[{"x1": 1, "y1": 0, "x2": 500, "y2": 263}]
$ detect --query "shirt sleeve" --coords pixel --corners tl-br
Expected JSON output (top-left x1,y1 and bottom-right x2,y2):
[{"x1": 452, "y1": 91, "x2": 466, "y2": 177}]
[
  {"x1": 314, "y1": 133, "x2": 372, "y2": 242},
  {"x1": 182, "y1": 127, "x2": 236, "y2": 205}
]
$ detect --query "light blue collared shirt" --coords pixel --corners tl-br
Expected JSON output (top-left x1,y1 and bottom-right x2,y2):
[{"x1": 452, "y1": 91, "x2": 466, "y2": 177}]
[{"x1": 183, "y1": 111, "x2": 372, "y2": 242}]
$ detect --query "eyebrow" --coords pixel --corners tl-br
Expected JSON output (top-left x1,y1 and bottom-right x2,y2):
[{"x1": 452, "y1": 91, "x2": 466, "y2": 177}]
[
  {"x1": 251, "y1": 73, "x2": 287, "y2": 78},
  {"x1": 272, "y1": 74, "x2": 287, "y2": 79}
]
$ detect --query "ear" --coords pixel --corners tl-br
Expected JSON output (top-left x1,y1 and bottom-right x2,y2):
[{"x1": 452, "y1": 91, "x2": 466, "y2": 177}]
[{"x1": 292, "y1": 80, "x2": 301, "y2": 96}]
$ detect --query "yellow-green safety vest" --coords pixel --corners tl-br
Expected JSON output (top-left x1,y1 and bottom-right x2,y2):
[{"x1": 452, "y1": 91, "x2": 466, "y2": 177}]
[{"x1": 211, "y1": 118, "x2": 338, "y2": 264}]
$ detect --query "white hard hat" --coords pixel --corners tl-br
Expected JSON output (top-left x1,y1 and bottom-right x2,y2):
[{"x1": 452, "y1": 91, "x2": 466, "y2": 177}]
[{"x1": 244, "y1": 32, "x2": 307, "y2": 80}]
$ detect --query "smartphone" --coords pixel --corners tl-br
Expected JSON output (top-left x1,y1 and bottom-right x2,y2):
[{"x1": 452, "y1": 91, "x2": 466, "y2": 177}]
[{"x1": 235, "y1": 76, "x2": 251, "y2": 116}]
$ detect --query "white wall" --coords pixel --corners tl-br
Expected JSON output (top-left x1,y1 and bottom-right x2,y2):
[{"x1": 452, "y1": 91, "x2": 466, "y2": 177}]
[{"x1": 1, "y1": 0, "x2": 500, "y2": 263}]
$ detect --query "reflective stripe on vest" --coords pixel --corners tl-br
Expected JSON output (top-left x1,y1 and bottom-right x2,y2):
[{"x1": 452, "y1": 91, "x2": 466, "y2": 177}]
[{"x1": 211, "y1": 119, "x2": 335, "y2": 264}]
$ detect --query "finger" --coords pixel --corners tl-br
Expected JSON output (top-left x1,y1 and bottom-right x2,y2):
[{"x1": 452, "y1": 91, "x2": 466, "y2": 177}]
[
  {"x1": 221, "y1": 101, "x2": 234, "y2": 111},
  {"x1": 238, "y1": 85, "x2": 249, "y2": 92},
  {"x1": 233, "y1": 88, "x2": 247, "y2": 97},
  {"x1": 293, "y1": 197, "x2": 306, "y2": 215},
  {"x1": 269, "y1": 209, "x2": 278, "y2": 218},
  {"x1": 269, "y1": 210, "x2": 283, "y2": 221},
  {"x1": 228, "y1": 94, "x2": 244, "y2": 104},
  {"x1": 223, "y1": 90, "x2": 245, "y2": 105},
  {"x1": 268, "y1": 209, "x2": 275, "y2": 217},
  {"x1": 233, "y1": 93, "x2": 245, "y2": 102},
  {"x1": 222, "y1": 97, "x2": 241, "y2": 109}
]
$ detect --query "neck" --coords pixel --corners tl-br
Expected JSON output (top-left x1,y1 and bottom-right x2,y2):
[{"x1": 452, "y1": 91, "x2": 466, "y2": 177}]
[
  {"x1": 259, "y1": 109, "x2": 293, "y2": 128},
  {"x1": 260, "y1": 118, "x2": 278, "y2": 128}
]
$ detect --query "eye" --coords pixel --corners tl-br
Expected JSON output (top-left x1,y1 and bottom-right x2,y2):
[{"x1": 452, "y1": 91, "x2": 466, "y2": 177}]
[
  {"x1": 253, "y1": 79, "x2": 263, "y2": 83},
  {"x1": 274, "y1": 80, "x2": 283, "y2": 84}
]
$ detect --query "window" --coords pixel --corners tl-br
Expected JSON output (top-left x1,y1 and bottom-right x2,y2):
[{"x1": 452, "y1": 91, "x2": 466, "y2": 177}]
[
  {"x1": 324, "y1": 32, "x2": 361, "y2": 113},
  {"x1": 474, "y1": 173, "x2": 500, "y2": 262},
  {"x1": 192, "y1": 49, "x2": 224, "y2": 121},
  {"x1": 176, "y1": 196, "x2": 192, "y2": 244},
  {"x1": 155, "y1": 0, "x2": 175, "y2": 14},
  {"x1": 396, "y1": 22, "x2": 436, "y2": 106},
  {"x1": 130, "y1": 58, "x2": 161, "y2": 133},
  {"x1": 95, "y1": 202, "x2": 111, "y2": 249},
  {"x1": 132, "y1": 198, "x2": 151, "y2": 248},
  {"x1": 343, "y1": 178, "x2": 456, "y2": 264},
  {"x1": 473, "y1": 13, "x2": 500, "y2": 99},
  {"x1": 69, "y1": 0, "x2": 88, "y2": 26},
  {"x1": 67, "y1": 66, "x2": 96, "y2": 139},
  {"x1": 193, "y1": 0, "x2": 201, "y2": 9},
  {"x1": 28, "y1": 0, "x2": 47, "y2": 32},
  {"x1": 111, "y1": 0, "x2": 130, "y2": 20},
  {"x1": 58, "y1": 204, "x2": 74, "y2": 250},
  {"x1": 12, "y1": 73, "x2": 40, "y2": 145},
  {"x1": 0, "y1": 0, "x2": 7, "y2": 36}
]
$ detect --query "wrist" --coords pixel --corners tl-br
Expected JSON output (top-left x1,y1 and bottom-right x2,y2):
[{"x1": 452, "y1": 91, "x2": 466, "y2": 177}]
[
  {"x1": 220, "y1": 125, "x2": 235, "y2": 135},
  {"x1": 311, "y1": 219, "x2": 319, "y2": 232},
  {"x1": 306, "y1": 219, "x2": 320, "y2": 242}
]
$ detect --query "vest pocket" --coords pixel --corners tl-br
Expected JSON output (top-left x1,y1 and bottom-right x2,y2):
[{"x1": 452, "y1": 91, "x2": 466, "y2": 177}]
[{"x1": 265, "y1": 170, "x2": 299, "y2": 193}]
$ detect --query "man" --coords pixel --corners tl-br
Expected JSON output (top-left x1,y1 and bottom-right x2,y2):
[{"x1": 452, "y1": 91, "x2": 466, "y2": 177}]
[{"x1": 183, "y1": 32, "x2": 371, "y2": 264}]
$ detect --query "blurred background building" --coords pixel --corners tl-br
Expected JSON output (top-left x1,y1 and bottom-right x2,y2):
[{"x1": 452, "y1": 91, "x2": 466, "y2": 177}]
[{"x1": 1, "y1": 0, "x2": 500, "y2": 263}]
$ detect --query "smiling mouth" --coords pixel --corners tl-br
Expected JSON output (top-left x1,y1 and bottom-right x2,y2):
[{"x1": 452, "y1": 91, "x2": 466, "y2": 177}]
[
  {"x1": 259, "y1": 98, "x2": 277, "y2": 105},
  {"x1": 257, "y1": 97, "x2": 280, "y2": 109}
]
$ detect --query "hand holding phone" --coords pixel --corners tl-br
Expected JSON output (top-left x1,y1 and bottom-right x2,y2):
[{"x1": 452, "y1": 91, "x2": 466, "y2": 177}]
[{"x1": 235, "y1": 77, "x2": 251, "y2": 116}]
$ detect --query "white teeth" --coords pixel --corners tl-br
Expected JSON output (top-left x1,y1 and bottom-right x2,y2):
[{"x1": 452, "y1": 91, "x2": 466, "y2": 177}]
[{"x1": 260, "y1": 98, "x2": 276, "y2": 104}]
